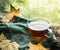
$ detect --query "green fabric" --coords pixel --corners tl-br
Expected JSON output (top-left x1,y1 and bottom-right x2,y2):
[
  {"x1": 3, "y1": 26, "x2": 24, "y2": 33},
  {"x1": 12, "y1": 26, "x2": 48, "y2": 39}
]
[{"x1": 0, "y1": 16, "x2": 57, "y2": 50}]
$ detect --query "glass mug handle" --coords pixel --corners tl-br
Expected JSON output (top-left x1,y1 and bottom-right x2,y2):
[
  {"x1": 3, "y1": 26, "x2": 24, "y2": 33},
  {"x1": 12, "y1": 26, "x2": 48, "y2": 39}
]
[
  {"x1": 44, "y1": 29, "x2": 52, "y2": 38},
  {"x1": 28, "y1": 17, "x2": 52, "y2": 38}
]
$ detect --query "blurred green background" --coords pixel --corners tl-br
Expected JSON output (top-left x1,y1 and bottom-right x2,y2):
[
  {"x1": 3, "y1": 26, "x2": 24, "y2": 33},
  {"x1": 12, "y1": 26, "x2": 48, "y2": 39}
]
[{"x1": 0, "y1": 0, "x2": 60, "y2": 23}]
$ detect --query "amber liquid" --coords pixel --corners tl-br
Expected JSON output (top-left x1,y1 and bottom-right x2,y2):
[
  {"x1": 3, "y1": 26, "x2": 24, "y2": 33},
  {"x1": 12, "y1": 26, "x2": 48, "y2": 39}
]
[{"x1": 28, "y1": 28, "x2": 48, "y2": 37}]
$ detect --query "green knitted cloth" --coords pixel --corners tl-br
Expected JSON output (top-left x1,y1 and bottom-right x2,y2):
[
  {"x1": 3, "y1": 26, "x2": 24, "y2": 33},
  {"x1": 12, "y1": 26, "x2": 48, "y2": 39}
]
[{"x1": 0, "y1": 16, "x2": 57, "y2": 50}]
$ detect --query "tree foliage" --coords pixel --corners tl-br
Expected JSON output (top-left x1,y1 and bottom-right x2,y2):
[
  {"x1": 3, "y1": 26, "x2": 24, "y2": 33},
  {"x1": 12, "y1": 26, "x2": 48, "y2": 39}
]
[
  {"x1": 0, "y1": 0, "x2": 10, "y2": 12},
  {"x1": 0, "y1": 0, "x2": 60, "y2": 23}
]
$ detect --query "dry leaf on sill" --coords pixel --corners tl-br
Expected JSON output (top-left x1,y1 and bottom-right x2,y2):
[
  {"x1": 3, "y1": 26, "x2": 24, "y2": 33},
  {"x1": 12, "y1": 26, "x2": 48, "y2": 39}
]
[
  {"x1": 0, "y1": 33, "x2": 19, "y2": 50},
  {"x1": 5, "y1": 5, "x2": 20, "y2": 21},
  {"x1": 28, "y1": 42, "x2": 47, "y2": 50},
  {"x1": 1, "y1": 5, "x2": 20, "y2": 23},
  {"x1": 0, "y1": 40, "x2": 19, "y2": 50},
  {"x1": 0, "y1": 33, "x2": 7, "y2": 41}
]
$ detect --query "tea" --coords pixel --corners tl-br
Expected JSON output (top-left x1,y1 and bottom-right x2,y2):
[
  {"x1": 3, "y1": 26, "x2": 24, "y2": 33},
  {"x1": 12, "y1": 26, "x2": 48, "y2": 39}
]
[{"x1": 28, "y1": 21, "x2": 49, "y2": 36}]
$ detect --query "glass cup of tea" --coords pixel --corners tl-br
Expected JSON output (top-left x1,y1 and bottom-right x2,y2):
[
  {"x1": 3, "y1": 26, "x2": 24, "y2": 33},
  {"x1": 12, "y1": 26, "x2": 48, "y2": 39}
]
[{"x1": 27, "y1": 17, "x2": 51, "y2": 43}]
